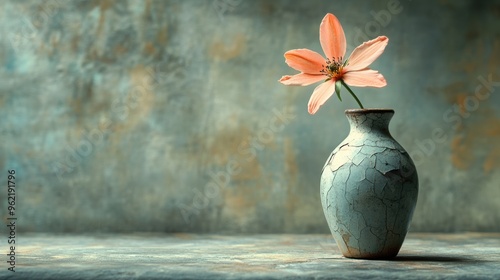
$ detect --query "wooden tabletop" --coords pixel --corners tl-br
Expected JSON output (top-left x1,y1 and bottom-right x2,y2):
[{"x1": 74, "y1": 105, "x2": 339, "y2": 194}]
[{"x1": 3, "y1": 233, "x2": 500, "y2": 279}]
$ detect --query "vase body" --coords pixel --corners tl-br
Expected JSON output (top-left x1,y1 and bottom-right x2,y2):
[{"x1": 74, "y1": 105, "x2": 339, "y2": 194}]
[{"x1": 320, "y1": 109, "x2": 418, "y2": 259}]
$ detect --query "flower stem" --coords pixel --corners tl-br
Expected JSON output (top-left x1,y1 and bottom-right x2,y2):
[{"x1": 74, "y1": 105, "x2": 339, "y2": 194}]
[{"x1": 341, "y1": 80, "x2": 364, "y2": 109}]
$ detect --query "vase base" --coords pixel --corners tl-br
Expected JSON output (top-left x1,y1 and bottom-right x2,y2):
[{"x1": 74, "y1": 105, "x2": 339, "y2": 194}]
[
  {"x1": 342, "y1": 253, "x2": 399, "y2": 260},
  {"x1": 340, "y1": 248, "x2": 400, "y2": 260}
]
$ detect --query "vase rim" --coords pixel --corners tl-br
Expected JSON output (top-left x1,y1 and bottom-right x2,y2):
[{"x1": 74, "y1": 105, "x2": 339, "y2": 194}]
[{"x1": 345, "y1": 108, "x2": 394, "y2": 114}]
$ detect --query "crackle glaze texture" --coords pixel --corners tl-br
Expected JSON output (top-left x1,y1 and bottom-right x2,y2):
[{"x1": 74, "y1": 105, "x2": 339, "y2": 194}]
[{"x1": 320, "y1": 109, "x2": 418, "y2": 259}]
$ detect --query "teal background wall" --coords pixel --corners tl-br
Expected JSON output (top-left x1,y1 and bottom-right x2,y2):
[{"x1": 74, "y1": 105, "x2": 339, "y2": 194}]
[{"x1": 1, "y1": 0, "x2": 499, "y2": 233}]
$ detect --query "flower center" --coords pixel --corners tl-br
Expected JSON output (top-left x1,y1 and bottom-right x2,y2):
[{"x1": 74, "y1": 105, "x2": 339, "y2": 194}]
[{"x1": 321, "y1": 57, "x2": 344, "y2": 80}]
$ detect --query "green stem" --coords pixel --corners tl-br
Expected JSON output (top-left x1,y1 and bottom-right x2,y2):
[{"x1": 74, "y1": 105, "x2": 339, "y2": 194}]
[{"x1": 341, "y1": 80, "x2": 364, "y2": 109}]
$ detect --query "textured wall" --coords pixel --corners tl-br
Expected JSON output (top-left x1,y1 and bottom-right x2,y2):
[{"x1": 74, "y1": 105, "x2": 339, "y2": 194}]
[{"x1": 1, "y1": 0, "x2": 499, "y2": 233}]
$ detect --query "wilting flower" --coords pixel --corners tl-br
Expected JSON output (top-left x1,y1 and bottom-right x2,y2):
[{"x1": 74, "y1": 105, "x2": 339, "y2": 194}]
[{"x1": 279, "y1": 13, "x2": 389, "y2": 114}]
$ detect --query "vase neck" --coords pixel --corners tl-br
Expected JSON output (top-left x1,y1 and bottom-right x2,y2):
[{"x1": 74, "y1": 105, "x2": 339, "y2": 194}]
[{"x1": 345, "y1": 109, "x2": 394, "y2": 135}]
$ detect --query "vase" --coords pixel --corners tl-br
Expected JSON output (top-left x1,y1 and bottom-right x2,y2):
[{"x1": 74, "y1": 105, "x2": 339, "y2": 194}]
[{"x1": 320, "y1": 109, "x2": 418, "y2": 259}]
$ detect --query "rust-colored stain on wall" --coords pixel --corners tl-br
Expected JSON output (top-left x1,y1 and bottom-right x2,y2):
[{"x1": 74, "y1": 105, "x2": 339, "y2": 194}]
[
  {"x1": 223, "y1": 187, "x2": 258, "y2": 217},
  {"x1": 209, "y1": 34, "x2": 247, "y2": 61},
  {"x1": 437, "y1": 39, "x2": 500, "y2": 173},
  {"x1": 206, "y1": 124, "x2": 252, "y2": 166},
  {"x1": 284, "y1": 138, "x2": 298, "y2": 177},
  {"x1": 95, "y1": 0, "x2": 115, "y2": 37},
  {"x1": 284, "y1": 138, "x2": 300, "y2": 218},
  {"x1": 157, "y1": 27, "x2": 169, "y2": 46},
  {"x1": 143, "y1": 42, "x2": 156, "y2": 56},
  {"x1": 450, "y1": 135, "x2": 472, "y2": 170},
  {"x1": 449, "y1": 109, "x2": 500, "y2": 173}
]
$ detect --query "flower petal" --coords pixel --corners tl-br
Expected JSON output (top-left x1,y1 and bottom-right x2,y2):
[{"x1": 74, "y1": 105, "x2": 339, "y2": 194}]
[
  {"x1": 319, "y1": 13, "x2": 346, "y2": 60},
  {"x1": 342, "y1": 69, "x2": 387, "y2": 88},
  {"x1": 284, "y1": 49, "x2": 325, "y2": 74},
  {"x1": 308, "y1": 80, "x2": 336, "y2": 114},
  {"x1": 345, "y1": 36, "x2": 388, "y2": 71},
  {"x1": 279, "y1": 73, "x2": 326, "y2": 86}
]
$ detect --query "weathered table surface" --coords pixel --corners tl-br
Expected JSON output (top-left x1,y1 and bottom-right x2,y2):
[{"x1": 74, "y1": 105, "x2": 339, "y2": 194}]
[{"x1": 2, "y1": 233, "x2": 499, "y2": 279}]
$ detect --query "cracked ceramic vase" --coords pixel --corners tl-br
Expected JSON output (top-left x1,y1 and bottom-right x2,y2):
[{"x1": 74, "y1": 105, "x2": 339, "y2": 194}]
[{"x1": 320, "y1": 109, "x2": 418, "y2": 259}]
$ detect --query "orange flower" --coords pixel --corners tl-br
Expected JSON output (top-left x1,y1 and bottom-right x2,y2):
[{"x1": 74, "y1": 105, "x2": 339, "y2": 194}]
[{"x1": 279, "y1": 13, "x2": 389, "y2": 114}]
